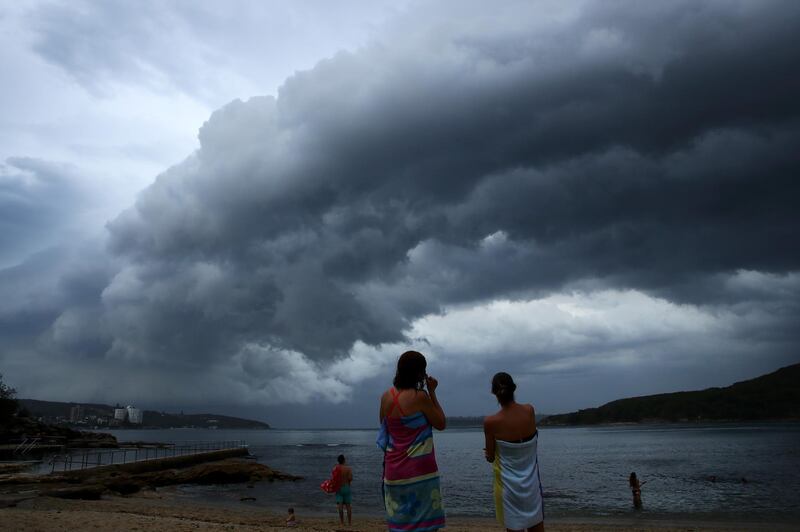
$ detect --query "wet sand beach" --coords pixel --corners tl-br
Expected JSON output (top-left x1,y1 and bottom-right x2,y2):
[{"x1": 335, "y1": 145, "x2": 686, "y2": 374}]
[{"x1": 1, "y1": 490, "x2": 796, "y2": 532}]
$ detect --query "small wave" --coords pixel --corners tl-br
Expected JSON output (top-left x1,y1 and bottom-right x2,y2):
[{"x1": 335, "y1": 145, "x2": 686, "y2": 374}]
[
  {"x1": 691, "y1": 475, "x2": 755, "y2": 485},
  {"x1": 543, "y1": 491, "x2": 578, "y2": 500}
]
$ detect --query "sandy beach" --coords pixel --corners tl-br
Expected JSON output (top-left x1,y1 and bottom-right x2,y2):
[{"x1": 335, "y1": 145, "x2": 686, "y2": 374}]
[{"x1": 1, "y1": 490, "x2": 796, "y2": 532}]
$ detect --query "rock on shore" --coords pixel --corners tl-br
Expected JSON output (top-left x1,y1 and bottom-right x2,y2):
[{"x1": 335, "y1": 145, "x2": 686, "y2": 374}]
[
  {"x1": 95, "y1": 458, "x2": 301, "y2": 496},
  {"x1": 0, "y1": 458, "x2": 301, "y2": 500}
]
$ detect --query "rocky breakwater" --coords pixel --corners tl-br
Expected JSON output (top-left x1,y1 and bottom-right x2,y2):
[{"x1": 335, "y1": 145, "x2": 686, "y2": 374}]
[
  {"x1": 95, "y1": 457, "x2": 302, "y2": 497},
  {"x1": 0, "y1": 453, "x2": 301, "y2": 505}
]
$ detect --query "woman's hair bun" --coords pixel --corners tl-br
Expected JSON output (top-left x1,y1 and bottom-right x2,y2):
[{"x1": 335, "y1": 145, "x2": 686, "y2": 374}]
[{"x1": 491, "y1": 372, "x2": 516, "y2": 404}]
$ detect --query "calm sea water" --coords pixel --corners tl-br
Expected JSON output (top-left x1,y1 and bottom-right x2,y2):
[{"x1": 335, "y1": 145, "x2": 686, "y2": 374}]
[{"x1": 103, "y1": 423, "x2": 800, "y2": 521}]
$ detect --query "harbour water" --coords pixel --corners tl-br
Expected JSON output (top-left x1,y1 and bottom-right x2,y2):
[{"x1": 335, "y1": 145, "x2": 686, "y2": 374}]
[{"x1": 104, "y1": 423, "x2": 800, "y2": 521}]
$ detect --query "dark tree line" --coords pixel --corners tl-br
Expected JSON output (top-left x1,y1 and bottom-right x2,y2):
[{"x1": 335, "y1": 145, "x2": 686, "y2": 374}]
[{"x1": 0, "y1": 373, "x2": 19, "y2": 423}]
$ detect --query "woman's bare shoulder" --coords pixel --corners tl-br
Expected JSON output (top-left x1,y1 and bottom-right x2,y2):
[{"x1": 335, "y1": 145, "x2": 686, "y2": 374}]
[
  {"x1": 483, "y1": 411, "x2": 502, "y2": 428},
  {"x1": 403, "y1": 389, "x2": 427, "y2": 409},
  {"x1": 380, "y1": 388, "x2": 396, "y2": 407},
  {"x1": 381, "y1": 387, "x2": 392, "y2": 396}
]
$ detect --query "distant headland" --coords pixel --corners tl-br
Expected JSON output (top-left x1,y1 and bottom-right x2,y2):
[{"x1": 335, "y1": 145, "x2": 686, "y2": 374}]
[
  {"x1": 17, "y1": 399, "x2": 270, "y2": 430},
  {"x1": 540, "y1": 362, "x2": 800, "y2": 426}
]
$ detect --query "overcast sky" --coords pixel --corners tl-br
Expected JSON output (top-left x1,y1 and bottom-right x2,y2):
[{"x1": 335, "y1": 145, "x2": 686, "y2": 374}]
[{"x1": 1, "y1": 0, "x2": 798, "y2": 428}]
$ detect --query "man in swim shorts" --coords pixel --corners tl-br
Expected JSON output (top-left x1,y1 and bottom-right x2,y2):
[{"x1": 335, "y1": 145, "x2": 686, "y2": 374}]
[{"x1": 335, "y1": 454, "x2": 353, "y2": 525}]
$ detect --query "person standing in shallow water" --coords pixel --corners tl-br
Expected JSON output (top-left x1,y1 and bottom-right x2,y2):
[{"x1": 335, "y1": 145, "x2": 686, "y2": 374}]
[
  {"x1": 629, "y1": 472, "x2": 647, "y2": 509},
  {"x1": 484, "y1": 372, "x2": 545, "y2": 532},
  {"x1": 378, "y1": 350, "x2": 446, "y2": 532},
  {"x1": 335, "y1": 454, "x2": 353, "y2": 526}
]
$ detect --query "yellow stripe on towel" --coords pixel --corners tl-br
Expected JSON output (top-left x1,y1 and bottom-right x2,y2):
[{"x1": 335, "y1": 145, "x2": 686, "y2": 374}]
[
  {"x1": 384, "y1": 471, "x2": 440, "y2": 486},
  {"x1": 492, "y1": 449, "x2": 504, "y2": 526},
  {"x1": 407, "y1": 436, "x2": 434, "y2": 458}
]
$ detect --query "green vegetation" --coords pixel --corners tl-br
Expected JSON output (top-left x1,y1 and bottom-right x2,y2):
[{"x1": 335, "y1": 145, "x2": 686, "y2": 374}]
[
  {"x1": 541, "y1": 363, "x2": 800, "y2": 426},
  {"x1": 141, "y1": 410, "x2": 270, "y2": 430}
]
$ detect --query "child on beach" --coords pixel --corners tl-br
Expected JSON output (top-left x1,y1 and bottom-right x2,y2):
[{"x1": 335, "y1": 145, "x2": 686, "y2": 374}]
[{"x1": 286, "y1": 507, "x2": 297, "y2": 527}]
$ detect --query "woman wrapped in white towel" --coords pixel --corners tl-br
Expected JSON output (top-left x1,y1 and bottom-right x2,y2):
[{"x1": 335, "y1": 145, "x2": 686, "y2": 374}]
[{"x1": 483, "y1": 372, "x2": 545, "y2": 532}]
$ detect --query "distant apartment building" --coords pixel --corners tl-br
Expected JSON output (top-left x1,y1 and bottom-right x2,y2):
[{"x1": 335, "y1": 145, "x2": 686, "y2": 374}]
[
  {"x1": 114, "y1": 408, "x2": 127, "y2": 421},
  {"x1": 69, "y1": 405, "x2": 83, "y2": 422},
  {"x1": 126, "y1": 405, "x2": 143, "y2": 424}
]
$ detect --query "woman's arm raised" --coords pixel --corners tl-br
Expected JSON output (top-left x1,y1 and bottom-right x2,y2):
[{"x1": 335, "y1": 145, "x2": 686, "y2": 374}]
[{"x1": 420, "y1": 376, "x2": 446, "y2": 430}]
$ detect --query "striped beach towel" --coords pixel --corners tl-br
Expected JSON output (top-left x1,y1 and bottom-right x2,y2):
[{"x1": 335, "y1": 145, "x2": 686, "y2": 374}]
[
  {"x1": 378, "y1": 411, "x2": 445, "y2": 531},
  {"x1": 492, "y1": 432, "x2": 544, "y2": 530}
]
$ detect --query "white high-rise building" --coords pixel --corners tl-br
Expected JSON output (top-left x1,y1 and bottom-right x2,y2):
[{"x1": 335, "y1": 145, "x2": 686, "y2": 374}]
[
  {"x1": 126, "y1": 406, "x2": 143, "y2": 424},
  {"x1": 69, "y1": 405, "x2": 83, "y2": 422}
]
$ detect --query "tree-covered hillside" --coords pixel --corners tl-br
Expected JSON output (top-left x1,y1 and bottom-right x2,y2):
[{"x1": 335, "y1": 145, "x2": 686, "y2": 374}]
[{"x1": 541, "y1": 363, "x2": 800, "y2": 425}]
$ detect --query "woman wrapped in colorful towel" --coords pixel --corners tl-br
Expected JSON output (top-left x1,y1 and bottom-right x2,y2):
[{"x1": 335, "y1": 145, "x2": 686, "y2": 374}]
[
  {"x1": 484, "y1": 372, "x2": 545, "y2": 532},
  {"x1": 377, "y1": 351, "x2": 447, "y2": 532}
]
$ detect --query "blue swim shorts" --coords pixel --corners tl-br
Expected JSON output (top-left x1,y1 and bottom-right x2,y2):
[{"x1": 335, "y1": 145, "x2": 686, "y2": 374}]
[{"x1": 336, "y1": 484, "x2": 352, "y2": 504}]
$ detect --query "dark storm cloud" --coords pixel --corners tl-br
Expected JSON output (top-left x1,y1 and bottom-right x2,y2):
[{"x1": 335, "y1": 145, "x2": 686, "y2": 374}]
[
  {"x1": 0, "y1": 242, "x2": 114, "y2": 351},
  {"x1": 3, "y1": 1, "x2": 799, "y2": 412},
  {"x1": 0, "y1": 158, "x2": 90, "y2": 266},
  {"x1": 437, "y1": 125, "x2": 800, "y2": 304},
  {"x1": 101, "y1": 0, "x2": 800, "y2": 363}
]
